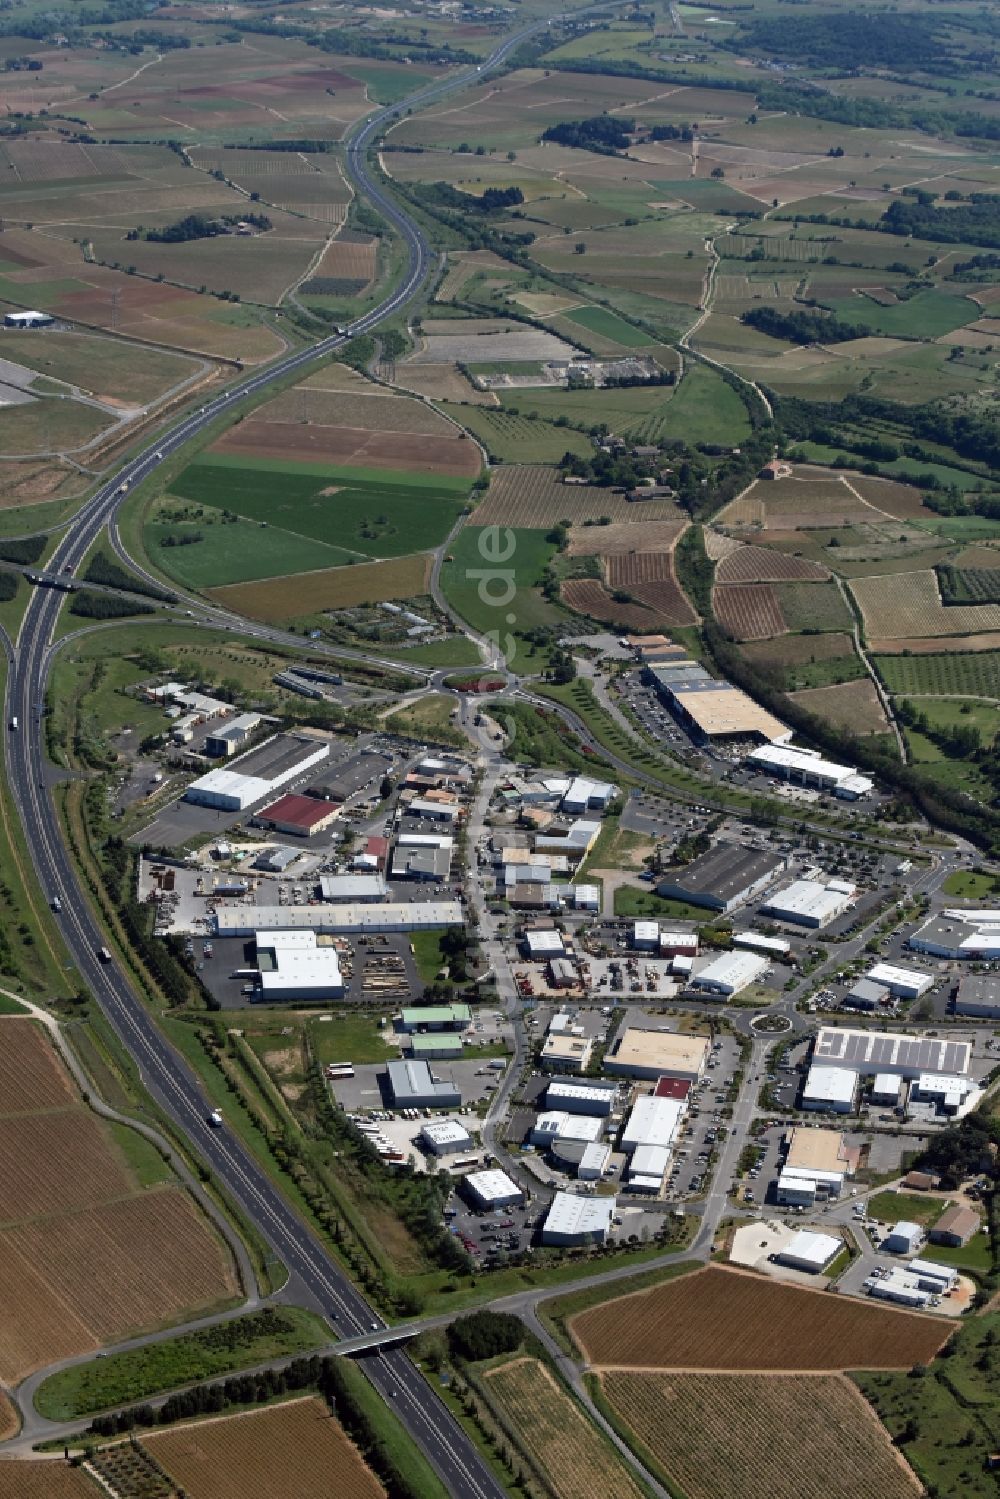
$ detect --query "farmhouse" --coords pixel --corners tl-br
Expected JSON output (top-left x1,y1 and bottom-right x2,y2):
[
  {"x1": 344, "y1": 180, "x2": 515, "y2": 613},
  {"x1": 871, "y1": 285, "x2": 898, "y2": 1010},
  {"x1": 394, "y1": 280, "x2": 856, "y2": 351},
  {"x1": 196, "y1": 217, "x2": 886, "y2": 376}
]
[
  {"x1": 656, "y1": 842, "x2": 786, "y2": 914},
  {"x1": 929, "y1": 1204, "x2": 980, "y2": 1248},
  {"x1": 605, "y1": 1028, "x2": 709, "y2": 1082},
  {"x1": 540, "y1": 1191, "x2": 613, "y2": 1246}
]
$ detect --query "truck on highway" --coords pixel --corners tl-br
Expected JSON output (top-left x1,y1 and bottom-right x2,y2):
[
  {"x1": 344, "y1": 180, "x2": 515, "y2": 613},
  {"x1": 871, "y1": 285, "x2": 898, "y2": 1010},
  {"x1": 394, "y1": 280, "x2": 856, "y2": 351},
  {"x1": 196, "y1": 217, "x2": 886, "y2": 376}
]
[
  {"x1": 97, "y1": 945, "x2": 111, "y2": 963},
  {"x1": 7, "y1": 717, "x2": 16, "y2": 731},
  {"x1": 208, "y1": 1109, "x2": 223, "y2": 1127}
]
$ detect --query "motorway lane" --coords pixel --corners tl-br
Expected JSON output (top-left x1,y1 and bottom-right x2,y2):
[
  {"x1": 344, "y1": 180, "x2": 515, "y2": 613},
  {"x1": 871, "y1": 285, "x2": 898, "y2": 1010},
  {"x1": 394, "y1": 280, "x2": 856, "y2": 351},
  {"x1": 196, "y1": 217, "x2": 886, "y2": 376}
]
[{"x1": 0, "y1": 23, "x2": 563, "y2": 1495}]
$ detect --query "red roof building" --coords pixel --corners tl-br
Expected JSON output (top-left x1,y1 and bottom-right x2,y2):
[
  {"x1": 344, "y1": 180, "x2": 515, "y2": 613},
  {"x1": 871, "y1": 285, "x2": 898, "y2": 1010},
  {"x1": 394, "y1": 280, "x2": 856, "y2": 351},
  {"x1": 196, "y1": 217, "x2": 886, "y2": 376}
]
[
  {"x1": 252, "y1": 794, "x2": 340, "y2": 837},
  {"x1": 653, "y1": 1075, "x2": 692, "y2": 1102},
  {"x1": 365, "y1": 836, "x2": 389, "y2": 869}
]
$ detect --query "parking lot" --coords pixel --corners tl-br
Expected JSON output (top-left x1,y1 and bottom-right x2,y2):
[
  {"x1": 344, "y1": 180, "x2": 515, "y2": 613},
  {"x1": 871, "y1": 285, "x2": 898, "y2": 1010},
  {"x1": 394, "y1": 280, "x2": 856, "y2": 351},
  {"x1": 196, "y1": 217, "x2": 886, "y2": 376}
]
[{"x1": 330, "y1": 1058, "x2": 506, "y2": 1114}]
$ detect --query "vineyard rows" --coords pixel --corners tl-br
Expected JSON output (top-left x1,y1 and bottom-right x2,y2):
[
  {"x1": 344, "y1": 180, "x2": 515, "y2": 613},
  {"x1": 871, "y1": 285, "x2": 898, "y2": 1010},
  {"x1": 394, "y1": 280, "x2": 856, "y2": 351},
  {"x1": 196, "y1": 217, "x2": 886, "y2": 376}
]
[
  {"x1": 714, "y1": 582, "x2": 786, "y2": 639},
  {"x1": 717, "y1": 545, "x2": 828, "y2": 584},
  {"x1": 874, "y1": 649, "x2": 1000, "y2": 699}
]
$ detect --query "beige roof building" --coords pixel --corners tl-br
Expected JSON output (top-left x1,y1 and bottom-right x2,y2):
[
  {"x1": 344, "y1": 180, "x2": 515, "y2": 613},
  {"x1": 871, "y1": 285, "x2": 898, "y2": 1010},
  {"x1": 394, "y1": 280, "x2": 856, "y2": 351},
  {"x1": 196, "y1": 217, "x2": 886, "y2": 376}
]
[
  {"x1": 605, "y1": 1028, "x2": 710, "y2": 1081},
  {"x1": 541, "y1": 1033, "x2": 594, "y2": 1074},
  {"x1": 785, "y1": 1127, "x2": 852, "y2": 1178}
]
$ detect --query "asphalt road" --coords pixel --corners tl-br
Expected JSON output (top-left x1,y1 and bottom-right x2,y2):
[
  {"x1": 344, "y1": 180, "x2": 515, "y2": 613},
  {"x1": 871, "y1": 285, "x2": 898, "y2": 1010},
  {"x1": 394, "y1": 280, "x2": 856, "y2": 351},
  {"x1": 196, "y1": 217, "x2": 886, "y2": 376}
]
[{"x1": 0, "y1": 24, "x2": 557, "y2": 1494}]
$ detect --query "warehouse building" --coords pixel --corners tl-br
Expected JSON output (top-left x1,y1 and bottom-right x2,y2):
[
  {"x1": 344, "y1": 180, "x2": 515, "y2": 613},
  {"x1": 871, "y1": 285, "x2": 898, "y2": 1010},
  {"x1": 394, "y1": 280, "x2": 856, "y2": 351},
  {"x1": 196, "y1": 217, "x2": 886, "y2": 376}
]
[
  {"x1": 530, "y1": 1111, "x2": 603, "y2": 1148},
  {"x1": 391, "y1": 846, "x2": 451, "y2": 883},
  {"x1": 185, "y1": 733, "x2": 330, "y2": 812},
  {"x1": 523, "y1": 929, "x2": 565, "y2": 961},
  {"x1": 762, "y1": 877, "x2": 856, "y2": 929},
  {"x1": 659, "y1": 930, "x2": 699, "y2": 958},
  {"x1": 867, "y1": 1269, "x2": 929, "y2": 1308},
  {"x1": 545, "y1": 1079, "x2": 616, "y2": 1116},
  {"x1": 540, "y1": 1192, "x2": 613, "y2": 1246},
  {"x1": 884, "y1": 1221, "x2": 923, "y2": 1256},
  {"x1": 627, "y1": 1143, "x2": 672, "y2": 1192},
  {"x1": 845, "y1": 978, "x2": 891, "y2": 1013},
  {"x1": 606, "y1": 1028, "x2": 709, "y2": 1082},
  {"x1": 783, "y1": 1127, "x2": 851, "y2": 1189},
  {"x1": 633, "y1": 920, "x2": 660, "y2": 951},
  {"x1": 409, "y1": 1033, "x2": 462, "y2": 1061},
  {"x1": 620, "y1": 1095, "x2": 684, "y2": 1156},
  {"x1": 734, "y1": 931, "x2": 791, "y2": 959},
  {"x1": 802, "y1": 1064, "x2": 858, "y2": 1114},
  {"x1": 534, "y1": 819, "x2": 601, "y2": 859},
  {"x1": 255, "y1": 930, "x2": 344, "y2": 1001},
  {"x1": 577, "y1": 1142, "x2": 612, "y2": 1180},
  {"x1": 907, "y1": 1258, "x2": 958, "y2": 1293},
  {"x1": 910, "y1": 910, "x2": 1000, "y2": 960},
  {"x1": 253, "y1": 793, "x2": 341, "y2": 838},
  {"x1": 689, "y1": 949, "x2": 768, "y2": 997},
  {"x1": 561, "y1": 777, "x2": 615, "y2": 813},
  {"x1": 745, "y1": 743, "x2": 873, "y2": 799},
  {"x1": 540, "y1": 1033, "x2": 593, "y2": 1074},
  {"x1": 912, "y1": 1073, "x2": 974, "y2": 1114},
  {"x1": 954, "y1": 973, "x2": 1000, "y2": 1020},
  {"x1": 653, "y1": 1075, "x2": 691, "y2": 1104},
  {"x1": 659, "y1": 676, "x2": 789, "y2": 745},
  {"x1": 866, "y1": 962, "x2": 933, "y2": 1001},
  {"x1": 318, "y1": 873, "x2": 387, "y2": 903},
  {"x1": 870, "y1": 1073, "x2": 902, "y2": 1105},
  {"x1": 419, "y1": 1118, "x2": 473, "y2": 1157},
  {"x1": 215, "y1": 901, "x2": 463, "y2": 937},
  {"x1": 811, "y1": 1028, "x2": 971, "y2": 1081},
  {"x1": 930, "y1": 1204, "x2": 980, "y2": 1248},
  {"x1": 399, "y1": 1004, "x2": 470, "y2": 1033},
  {"x1": 656, "y1": 841, "x2": 786, "y2": 914},
  {"x1": 775, "y1": 1230, "x2": 842, "y2": 1274},
  {"x1": 386, "y1": 1060, "x2": 461, "y2": 1110},
  {"x1": 4, "y1": 309, "x2": 54, "y2": 328},
  {"x1": 463, "y1": 1169, "x2": 523, "y2": 1211},
  {"x1": 205, "y1": 713, "x2": 262, "y2": 758}
]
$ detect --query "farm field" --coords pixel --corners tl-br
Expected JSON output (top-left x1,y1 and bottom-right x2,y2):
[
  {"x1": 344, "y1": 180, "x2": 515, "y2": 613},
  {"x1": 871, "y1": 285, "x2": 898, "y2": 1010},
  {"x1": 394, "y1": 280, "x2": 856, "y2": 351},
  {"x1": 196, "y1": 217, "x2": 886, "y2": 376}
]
[
  {"x1": 604, "y1": 549, "x2": 696, "y2": 626},
  {"x1": 0, "y1": 1466, "x2": 97, "y2": 1499},
  {"x1": 441, "y1": 526, "x2": 564, "y2": 638},
  {"x1": 145, "y1": 499, "x2": 350, "y2": 588},
  {"x1": 570, "y1": 1265, "x2": 947, "y2": 1371},
  {"x1": 499, "y1": 382, "x2": 677, "y2": 441},
  {"x1": 663, "y1": 365, "x2": 751, "y2": 446},
  {"x1": 773, "y1": 581, "x2": 854, "y2": 633},
  {"x1": 567, "y1": 519, "x2": 686, "y2": 556},
  {"x1": 209, "y1": 554, "x2": 431, "y2": 622},
  {"x1": 561, "y1": 577, "x2": 662, "y2": 632},
  {"x1": 716, "y1": 545, "x2": 828, "y2": 584},
  {"x1": 0, "y1": 1019, "x2": 237, "y2": 1383},
  {"x1": 601, "y1": 1372, "x2": 921, "y2": 1499},
  {"x1": 393, "y1": 363, "x2": 498, "y2": 406},
  {"x1": 791, "y1": 678, "x2": 889, "y2": 736},
  {"x1": 255, "y1": 378, "x2": 460, "y2": 436},
  {"x1": 713, "y1": 583, "x2": 785, "y2": 640},
  {"x1": 874, "y1": 651, "x2": 1000, "y2": 700},
  {"x1": 162, "y1": 454, "x2": 471, "y2": 569},
  {"x1": 0, "y1": 331, "x2": 202, "y2": 406},
  {"x1": 471, "y1": 467, "x2": 678, "y2": 528},
  {"x1": 213, "y1": 414, "x2": 481, "y2": 479},
  {"x1": 438, "y1": 403, "x2": 591, "y2": 463},
  {"x1": 849, "y1": 571, "x2": 1000, "y2": 641},
  {"x1": 740, "y1": 634, "x2": 863, "y2": 690},
  {"x1": 145, "y1": 1397, "x2": 386, "y2": 1499},
  {"x1": 484, "y1": 1357, "x2": 644, "y2": 1499}
]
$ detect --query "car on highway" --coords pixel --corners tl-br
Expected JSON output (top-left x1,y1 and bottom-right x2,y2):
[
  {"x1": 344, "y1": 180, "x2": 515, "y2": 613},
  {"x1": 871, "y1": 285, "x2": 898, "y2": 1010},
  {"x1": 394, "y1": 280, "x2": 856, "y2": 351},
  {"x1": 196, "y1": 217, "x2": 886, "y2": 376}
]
[{"x1": 208, "y1": 1109, "x2": 224, "y2": 1127}]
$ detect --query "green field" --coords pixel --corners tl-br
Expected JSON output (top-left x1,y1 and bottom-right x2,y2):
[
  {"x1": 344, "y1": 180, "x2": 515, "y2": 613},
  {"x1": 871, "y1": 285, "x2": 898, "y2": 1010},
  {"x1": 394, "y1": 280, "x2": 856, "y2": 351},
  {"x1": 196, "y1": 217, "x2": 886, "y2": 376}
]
[
  {"x1": 667, "y1": 364, "x2": 750, "y2": 445},
  {"x1": 500, "y1": 382, "x2": 676, "y2": 440},
  {"x1": 942, "y1": 869, "x2": 1000, "y2": 899},
  {"x1": 560, "y1": 304, "x2": 653, "y2": 348},
  {"x1": 164, "y1": 455, "x2": 470, "y2": 570},
  {"x1": 439, "y1": 525, "x2": 565, "y2": 638},
  {"x1": 146, "y1": 503, "x2": 350, "y2": 588},
  {"x1": 830, "y1": 289, "x2": 978, "y2": 339},
  {"x1": 874, "y1": 651, "x2": 1000, "y2": 700},
  {"x1": 866, "y1": 1191, "x2": 948, "y2": 1228},
  {"x1": 34, "y1": 1306, "x2": 330, "y2": 1419},
  {"x1": 774, "y1": 580, "x2": 854, "y2": 632},
  {"x1": 613, "y1": 886, "x2": 712, "y2": 922}
]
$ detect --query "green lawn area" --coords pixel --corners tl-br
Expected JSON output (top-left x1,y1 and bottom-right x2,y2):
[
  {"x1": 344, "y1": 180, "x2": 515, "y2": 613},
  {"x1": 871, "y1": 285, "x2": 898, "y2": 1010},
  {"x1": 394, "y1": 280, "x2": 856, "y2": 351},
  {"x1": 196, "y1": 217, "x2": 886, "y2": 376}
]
[
  {"x1": 381, "y1": 635, "x2": 482, "y2": 668},
  {"x1": 346, "y1": 62, "x2": 436, "y2": 102},
  {"x1": 384, "y1": 692, "x2": 465, "y2": 744},
  {"x1": 306, "y1": 1011, "x2": 400, "y2": 1067},
  {"x1": 666, "y1": 364, "x2": 750, "y2": 445},
  {"x1": 866, "y1": 1190, "x2": 948, "y2": 1228},
  {"x1": 0, "y1": 992, "x2": 27, "y2": 1014},
  {"x1": 926, "y1": 1230, "x2": 993, "y2": 1275},
  {"x1": 107, "y1": 1120, "x2": 173, "y2": 1189},
  {"x1": 408, "y1": 929, "x2": 457, "y2": 983},
  {"x1": 491, "y1": 700, "x2": 614, "y2": 774},
  {"x1": 34, "y1": 1306, "x2": 331, "y2": 1419},
  {"x1": 613, "y1": 885, "x2": 710, "y2": 922},
  {"x1": 908, "y1": 696, "x2": 998, "y2": 743},
  {"x1": 439, "y1": 525, "x2": 565, "y2": 638},
  {"x1": 914, "y1": 516, "x2": 1000, "y2": 541},
  {"x1": 942, "y1": 869, "x2": 1000, "y2": 899},
  {"x1": 560, "y1": 303, "x2": 654, "y2": 348},
  {"x1": 168, "y1": 455, "x2": 471, "y2": 563}
]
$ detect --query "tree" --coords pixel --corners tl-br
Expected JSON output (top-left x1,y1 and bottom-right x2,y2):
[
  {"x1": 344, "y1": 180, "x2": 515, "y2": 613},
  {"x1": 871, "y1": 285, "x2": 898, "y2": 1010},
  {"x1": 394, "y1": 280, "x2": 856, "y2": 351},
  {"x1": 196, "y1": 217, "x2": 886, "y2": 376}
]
[{"x1": 448, "y1": 1310, "x2": 524, "y2": 1362}]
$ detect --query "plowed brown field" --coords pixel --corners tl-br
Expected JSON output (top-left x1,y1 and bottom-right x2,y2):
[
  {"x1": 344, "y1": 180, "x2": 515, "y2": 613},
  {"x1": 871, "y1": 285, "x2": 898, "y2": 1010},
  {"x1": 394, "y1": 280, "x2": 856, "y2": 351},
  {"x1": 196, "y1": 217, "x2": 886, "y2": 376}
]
[
  {"x1": 0, "y1": 1019, "x2": 238, "y2": 1383},
  {"x1": 716, "y1": 546, "x2": 828, "y2": 584},
  {"x1": 790, "y1": 678, "x2": 889, "y2": 734},
  {"x1": 571, "y1": 1265, "x2": 948, "y2": 1371},
  {"x1": 0, "y1": 1464, "x2": 98, "y2": 1498},
  {"x1": 213, "y1": 421, "x2": 481, "y2": 477},
  {"x1": 0, "y1": 1391, "x2": 18, "y2": 1442},
  {"x1": 604, "y1": 552, "x2": 697, "y2": 625},
  {"x1": 568, "y1": 519, "x2": 686, "y2": 556},
  {"x1": 311, "y1": 233, "x2": 376, "y2": 282},
  {"x1": 253, "y1": 387, "x2": 456, "y2": 435},
  {"x1": 146, "y1": 1397, "x2": 385, "y2": 1499},
  {"x1": 601, "y1": 1372, "x2": 922, "y2": 1499},
  {"x1": 714, "y1": 583, "x2": 786, "y2": 639},
  {"x1": 562, "y1": 578, "x2": 660, "y2": 631}
]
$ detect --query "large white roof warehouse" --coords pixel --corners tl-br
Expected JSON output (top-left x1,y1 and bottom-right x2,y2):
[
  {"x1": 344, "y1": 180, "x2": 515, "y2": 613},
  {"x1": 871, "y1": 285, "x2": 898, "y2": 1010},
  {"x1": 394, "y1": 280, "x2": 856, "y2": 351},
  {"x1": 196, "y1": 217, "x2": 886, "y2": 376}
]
[
  {"x1": 215, "y1": 901, "x2": 462, "y2": 936},
  {"x1": 813, "y1": 1027, "x2": 970, "y2": 1079}
]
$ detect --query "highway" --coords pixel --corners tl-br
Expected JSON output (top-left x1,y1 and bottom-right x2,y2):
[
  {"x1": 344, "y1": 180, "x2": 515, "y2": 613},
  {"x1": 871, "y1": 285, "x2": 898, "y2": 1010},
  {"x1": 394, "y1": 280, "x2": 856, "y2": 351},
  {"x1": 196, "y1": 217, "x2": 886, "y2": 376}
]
[{"x1": 1, "y1": 22, "x2": 555, "y2": 1495}]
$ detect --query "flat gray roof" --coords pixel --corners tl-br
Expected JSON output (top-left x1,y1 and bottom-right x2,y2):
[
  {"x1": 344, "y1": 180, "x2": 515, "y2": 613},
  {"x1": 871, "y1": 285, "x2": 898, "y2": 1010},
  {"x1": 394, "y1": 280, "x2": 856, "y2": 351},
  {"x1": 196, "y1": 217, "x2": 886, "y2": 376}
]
[{"x1": 661, "y1": 841, "x2": 784, "y2": 901}]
